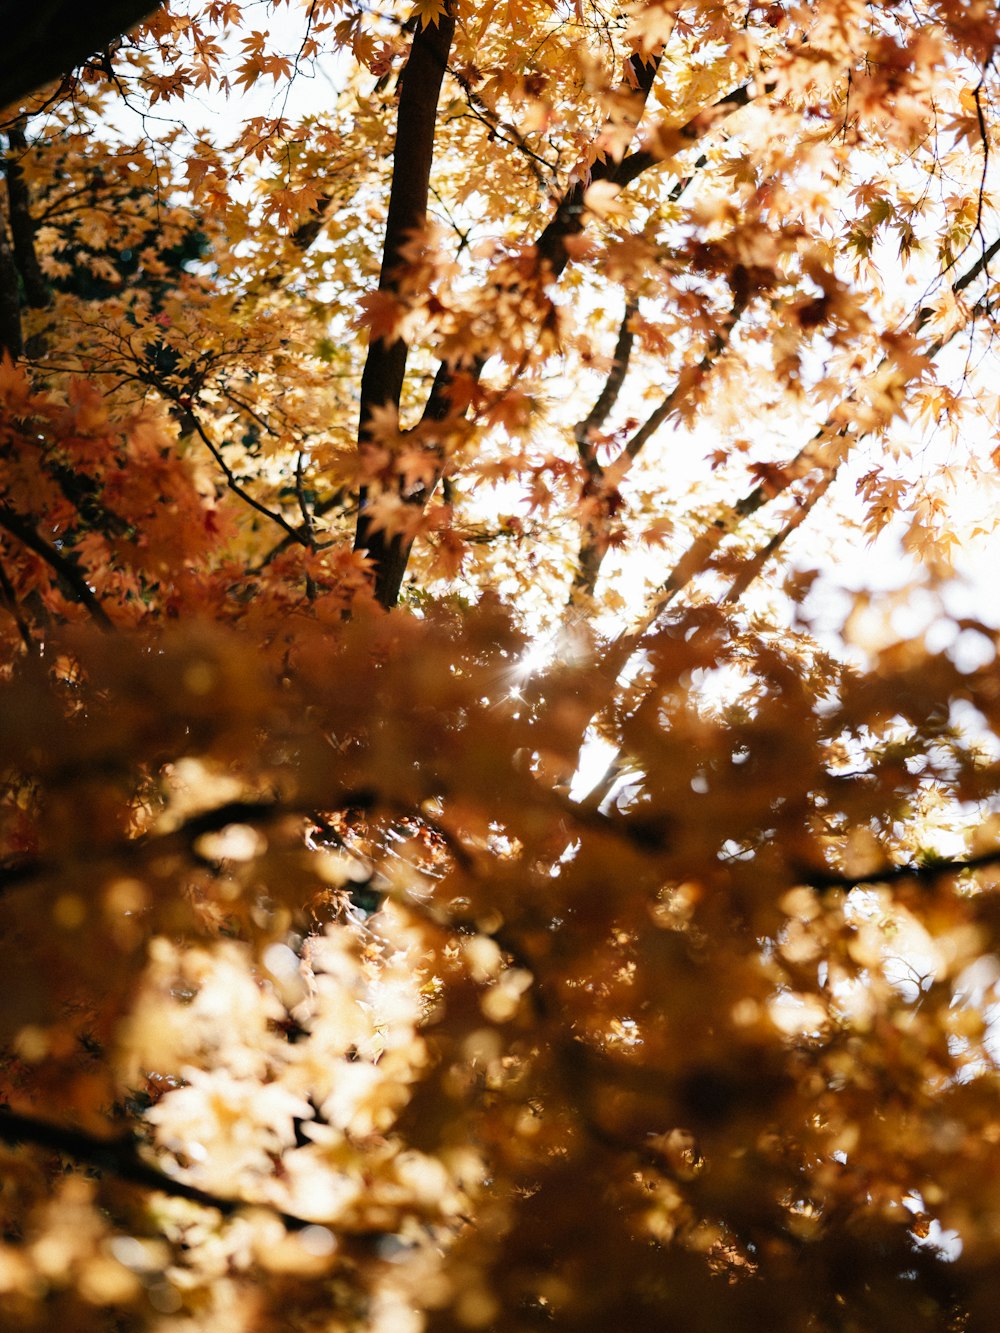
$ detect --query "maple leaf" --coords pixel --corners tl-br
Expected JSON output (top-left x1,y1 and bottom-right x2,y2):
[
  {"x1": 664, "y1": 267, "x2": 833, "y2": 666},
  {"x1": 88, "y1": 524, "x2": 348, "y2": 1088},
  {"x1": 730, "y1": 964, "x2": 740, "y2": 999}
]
[
  {"x1": 397, "y1": 444, "x2": 439, "y2": 492},
  {"x1": 363, "y1": 402, "x2": 406, "y2": 457},
  {"x1": 428, "y1": 524, "x2": 466, "y2": 580},
  {"x1": 234, "y1": 55, "x2": 265, "y2": 91},
  {"x1": 408, "y1": 0, "x2": 450, "y2": 29},
  {"x1": 583, "y1": 179, "x2": 626, "y2": 220},
  {"x1": 67, "y1": 380, "x2": 110, "y2": 435},
  {"x1": 0, "y1": 355, "x2": 32, "y2": 410},
  {"x1": 485, "y1": 389, "x2": 532, "y2": 434},
  {"x1": 360, "y1": 489, "x2": 420, "y2": 539},
  {"x1": 356, "y1": 289, "x2": 412, "y2": 345},
  {"x1": 207, "y1": 1, "x2": 242, "y2": 25},
  {"x1": 748, "y1": 460, "x2": 792, "y2": 497},
  {"x1": 3, "y1": 5, "x2": 1000, "y2": 1330}
]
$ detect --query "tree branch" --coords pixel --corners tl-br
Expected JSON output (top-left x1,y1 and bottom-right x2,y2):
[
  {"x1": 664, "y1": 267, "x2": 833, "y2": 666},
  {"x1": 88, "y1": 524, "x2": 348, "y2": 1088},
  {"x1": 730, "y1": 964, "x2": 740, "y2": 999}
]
[
  {"x1": 0, "y1": 797, "x2": 293, "y2": 895},
  {"x1": 534, "y1": 52, "x2": 664, "y2": 282},
  {"x1": 569, "y1": 280, "x2": 748, "y2": 602},
  {"x1": 574, "y1": 295, "x2": 640, "y2": 465},
  {"x1": 721, "y1": 469, "x2": 837, "y2": 603},
  {"x1": 0, "y1": 549, "x2": 34, "y2": 653},
  {"x1": 712, "y1": 232, "x2": 1000, "y2": 606},
  {"x1": 566, "y1": 296, "x2": 640, "y2": 599},
  {"x1": 535, "y1": 78, "x2": 759, "y2": 284},
  {"x1": 352, "y1": 6, "x2": 456, "y2": 609},
  {"x1": 0, "y1": 499, "x2": 112, "y2": 628},
  {"x1": 4, "y1": 120, "x2": 49, "y2": 310},
  {"x1": 354, "y1": 62, "x2": 763, "y2": 608},
  {"x1": 796, "y1": 846, "x2": 1000, "y2": 894},
  {"x1": 252, "y1": 488, "x2": 353, "y2": 572},
  {"x1": 176, "y1": 398, "x2": 308, "y2": 545},
  {"x1": 0, "y1": 1106, "x2": 383, "y2": 1239},
  {"x1": 448, "y1": 66, "x2": 557, "y2": 189},
  {"x1": 0, "y1": 792, "x2": 387, "y2": 897},
  {"x1": 603, "y1": 232, "x2": 1000, "y2": 680},
  {"x1": 419, "y1": 79, "x2": 755, "y2": 442},
  {"x1": 620, "y1": 297, "x2": 746, "y2": 467},
  {"x1": 405, "y1": 78, "x2": 763, "y2": 609},
  {"x1": 0, "y1": 207, "x2": 22, "y2": 358},
  {"x1": 357, "y1": 52, "x2": 677, "y2": 608}
]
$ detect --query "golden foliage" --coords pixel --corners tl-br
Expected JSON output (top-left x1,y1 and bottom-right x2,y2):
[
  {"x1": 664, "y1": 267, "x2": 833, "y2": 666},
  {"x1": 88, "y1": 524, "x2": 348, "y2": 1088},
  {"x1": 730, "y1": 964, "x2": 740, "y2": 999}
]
[{"x1": 1, "y1": 0, "x2": 1000, "y2": 1329}]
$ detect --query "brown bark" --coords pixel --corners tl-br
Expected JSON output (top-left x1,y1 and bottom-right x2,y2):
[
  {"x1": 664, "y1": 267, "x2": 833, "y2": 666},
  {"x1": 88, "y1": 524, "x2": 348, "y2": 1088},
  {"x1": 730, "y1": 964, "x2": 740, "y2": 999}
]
[
  {"x1": 0, "y1": 212, "x2": 22, "y2": 358},
  {"x1": 533, "y1": 69, "x2": 757, "y2": 283},
  {"x1": 357, "y1": 54, "x2": 674, "y2": 608},
  {"x1": 4, "y1": 121, "x2": 48, "y2": 309},
  {"x1": 352, "y1": 7, "x2": 457, "y2": 609},
  {"x1": 574, "y1": 296, "x2": 640, "y2": 463},
  {"x1": 569, "y1": 297, "x2": 639, "y2": 601},
  {"x1": 362, "y1": 73, "x2": 758, "y2": 607}
]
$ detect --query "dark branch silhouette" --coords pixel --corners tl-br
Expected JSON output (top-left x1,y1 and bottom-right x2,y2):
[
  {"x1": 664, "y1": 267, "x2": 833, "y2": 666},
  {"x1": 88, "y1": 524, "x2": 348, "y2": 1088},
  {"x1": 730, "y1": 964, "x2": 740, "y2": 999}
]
[
  {"x1": 356, "y1": 70, "x2": 762, "y2": 608},
  {"x1": 0, "y1": 1, "x2": 155, "y2": 115},
  {"x1": 4, "y1": 120, "x2": 49, "y2": 310},
  {"x1": 0, "y1": 1106, "x2": 385, "y2": 1240},
  {"x1": 0, "y1": 500, "x2": 113, "y2": 628},
  {"x1": 352, "y1": 6, "x2": 457, "y2": 608},
  {"x1": 799, "y1": 846, "x2": 1000, "y2": 894}
]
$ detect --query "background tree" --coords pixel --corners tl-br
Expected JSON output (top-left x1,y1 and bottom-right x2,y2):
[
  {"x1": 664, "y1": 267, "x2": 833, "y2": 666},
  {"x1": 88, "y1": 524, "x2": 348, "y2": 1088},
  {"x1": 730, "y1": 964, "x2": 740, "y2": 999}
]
[
  {"x1": 2, "y1": 2, "x2": 1000, "y2": 1330},
  {"x1": 0, "y1": 0, "x2": 157, "y2": 114}
]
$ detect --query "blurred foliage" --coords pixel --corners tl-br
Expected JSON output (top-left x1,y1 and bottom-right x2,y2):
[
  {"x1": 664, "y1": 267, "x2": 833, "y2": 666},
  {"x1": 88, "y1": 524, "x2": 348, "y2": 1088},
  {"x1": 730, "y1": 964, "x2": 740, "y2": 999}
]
[{"x1": 2, "y1": 0, "x2": 1000, "y2": 1330}]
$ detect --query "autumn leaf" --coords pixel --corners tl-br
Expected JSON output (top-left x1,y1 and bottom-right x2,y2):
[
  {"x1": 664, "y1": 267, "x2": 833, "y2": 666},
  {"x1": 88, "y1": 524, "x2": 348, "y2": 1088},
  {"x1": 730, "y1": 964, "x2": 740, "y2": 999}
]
[
  {"x1": 356, "y1": 289, "x2": 413, "y2": 345},
  {"x1": 408, "y1": 0, "x2": 450, "y2": 28},
  {"x1": 1, "y1": 2, "x2": 1000, "y2": 1329}
]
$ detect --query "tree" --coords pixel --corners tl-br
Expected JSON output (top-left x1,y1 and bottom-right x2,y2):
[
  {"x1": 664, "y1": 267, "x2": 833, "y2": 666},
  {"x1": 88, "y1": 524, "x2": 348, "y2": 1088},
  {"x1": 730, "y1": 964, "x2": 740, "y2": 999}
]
[
  {"x1": 0, "y1": 1, "x2": 158, "y2": 117},
  {"x1": 2, "y1": 1, "x2": 1000, "y2": 1329}
]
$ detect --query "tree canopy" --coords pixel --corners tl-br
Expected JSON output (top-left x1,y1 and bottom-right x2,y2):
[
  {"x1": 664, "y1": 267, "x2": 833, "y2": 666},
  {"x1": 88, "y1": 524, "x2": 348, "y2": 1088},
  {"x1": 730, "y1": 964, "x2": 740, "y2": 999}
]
[{"x1": 3, "y1": 1, "x2": 1000, "y2": 1329}]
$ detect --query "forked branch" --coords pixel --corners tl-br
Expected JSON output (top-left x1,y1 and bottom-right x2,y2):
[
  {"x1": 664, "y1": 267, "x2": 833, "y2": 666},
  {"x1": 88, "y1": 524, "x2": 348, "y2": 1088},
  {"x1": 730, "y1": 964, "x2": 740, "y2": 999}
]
[
  {"x1": 569, "y1": 281, "x2": 749, "y2": 602},
  {"x1": 574, "y1": 295, "x2": 640, "y2": 466},
  {"x1": 359, "y1": 63, "x2": 761, "y2": 608}
]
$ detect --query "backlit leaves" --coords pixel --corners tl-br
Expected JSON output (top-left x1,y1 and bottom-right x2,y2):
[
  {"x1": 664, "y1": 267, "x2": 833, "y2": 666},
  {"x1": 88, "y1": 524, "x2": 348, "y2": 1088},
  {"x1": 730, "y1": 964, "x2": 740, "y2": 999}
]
[{"x1": 0, "y1": 0, "x2": 999, "y2": 1328}]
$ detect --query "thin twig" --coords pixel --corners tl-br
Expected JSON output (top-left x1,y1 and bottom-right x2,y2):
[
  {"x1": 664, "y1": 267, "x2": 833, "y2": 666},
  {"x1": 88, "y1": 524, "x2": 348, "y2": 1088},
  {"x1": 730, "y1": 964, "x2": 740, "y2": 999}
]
[
  {"x1": 252, "y1": 488, "x2": 353, "y2": 572},
  {"x1": 178, "y1": 399, "x2": 306, "y2": 544},
  {"x1": 605, "y1": 231, "x2": 1000, "y2": 679},
  {"x1": 294, "y1": 450, "x2": 317, "y2": 551},
  {"x1": 719, "y1": 256, "x2": 1000, "y2": 606}
]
